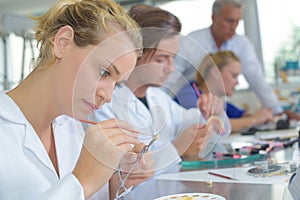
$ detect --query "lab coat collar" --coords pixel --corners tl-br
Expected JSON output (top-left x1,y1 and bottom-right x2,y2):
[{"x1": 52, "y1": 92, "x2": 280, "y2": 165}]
[
  {"x1": 114, "y1": 84, "x2": 140, "y2": 109},
  {"x1": 0, "y1": 92, "x2": 28, "y2": 125},
  {"x1": 115, "y1": 84, "x2": 136, "y2": 101},
  {"x1": 115, "y1": 84, "x2": 160, "y2": 109},
  {"x1": 116, "y1": 84, "x2": 160, "y2": 100},
  {"x1": 114, "y1": 84, "x2": 153, "y2": 121},
  {"x1": 0, "y1": 92, "x2": 59, "y2": 178},
  {"x1": 52, "y1": 115, "x2": 73, "y2": 126}
]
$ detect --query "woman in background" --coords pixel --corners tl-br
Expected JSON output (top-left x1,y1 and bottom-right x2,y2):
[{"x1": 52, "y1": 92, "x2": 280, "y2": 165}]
[
  {"x1": 93, "y1": 4, "x2": 231, "y2": 166},
  {"x1": 176, "y1": 51, "x2": 273, "y2": 132}
]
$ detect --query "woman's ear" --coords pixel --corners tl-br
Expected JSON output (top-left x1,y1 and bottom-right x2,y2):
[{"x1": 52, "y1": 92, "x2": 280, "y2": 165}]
[
  {"x1": 210, "y1": 66, "x2": 220, "y2": 78},
  {"x1": 53, "y1": 25, "x2": 74, "y2": 59}
]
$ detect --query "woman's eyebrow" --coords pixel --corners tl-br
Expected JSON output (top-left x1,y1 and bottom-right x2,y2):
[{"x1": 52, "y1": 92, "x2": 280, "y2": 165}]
[{"x1": 107, "y1": 59, "x2": 120, "y2": 75}]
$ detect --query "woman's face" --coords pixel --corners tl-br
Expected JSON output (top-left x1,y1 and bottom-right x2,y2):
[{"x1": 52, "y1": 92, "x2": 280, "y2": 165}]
[
  {"x1": 220, "y1": 59, "x2": 241, "y2": 96},
  {"x1": 71, "y1": 32, "x2": 138, "y2": 119},
  {"x1": 135, "y1": 35, "x2": 179, "y2": 87}
]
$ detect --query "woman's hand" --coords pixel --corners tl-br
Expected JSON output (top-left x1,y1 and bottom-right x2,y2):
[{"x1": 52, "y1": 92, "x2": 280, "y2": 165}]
[
  {"x1": 173, "y1": 124, "x2": 207, "y2": 160},
  {"x1": 252, "y1": 108, "x2": 274, "y2": 125},
  {"x1": 109, "y1": 143, "x2": 154, "y2": 200},
  {"x1": 120, "y1": 143, "x2": 154, "y2": 185},
  {"x1": 197, "y1": 93, "x2": 224, "y2": 119},
  {"x1": 73, "y1": 118, "x2": 139, "y2": 198}
]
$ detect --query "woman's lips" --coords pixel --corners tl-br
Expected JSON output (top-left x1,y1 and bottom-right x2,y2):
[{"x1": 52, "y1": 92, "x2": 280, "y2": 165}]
[{"x1": 84, "y1": 100, "x2": 99, "y2": 111}]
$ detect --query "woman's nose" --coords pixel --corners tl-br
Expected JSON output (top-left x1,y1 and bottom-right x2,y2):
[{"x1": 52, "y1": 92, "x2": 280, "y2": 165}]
[
  {"x1": 103, "y1": 90, "x2": 112, "y2": 103},
  {"x1": 96, "y1": 82, "x2": 114, "y2": 103},
  {"x1": 169, "y1": 58, "x2": 175, "y2": 71},
  {"x1": 165, "y1": 58, "x2": 175, "y2": 73}
]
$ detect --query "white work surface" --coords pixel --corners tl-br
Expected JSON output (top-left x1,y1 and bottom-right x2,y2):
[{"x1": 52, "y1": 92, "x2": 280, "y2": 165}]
[{"x1": 155, "y1": 165, "x2": 291, "y2": 186}]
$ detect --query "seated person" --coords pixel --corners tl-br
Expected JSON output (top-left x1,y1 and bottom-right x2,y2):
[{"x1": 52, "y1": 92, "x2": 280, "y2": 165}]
[
  {"x1": 90, "y1": 5, "x2": 232, "y2": 164},
  {"x1": 175, "y1": 51, "x2": 274, "y2": 133},
  {"x1": 166, "y1": 0, "x2": 283, "y2": 120}
]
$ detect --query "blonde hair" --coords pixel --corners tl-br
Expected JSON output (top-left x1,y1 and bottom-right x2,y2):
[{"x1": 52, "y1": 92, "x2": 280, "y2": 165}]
[
  {"x1": 195, "y1": 51, "x2": 240, "y2": 88},
  {"x1": 31, "y1": 0, "x2": 142, "y2": 68}
]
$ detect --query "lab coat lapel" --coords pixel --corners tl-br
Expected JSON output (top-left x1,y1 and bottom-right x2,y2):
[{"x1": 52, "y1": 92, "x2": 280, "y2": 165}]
[
  {"x1": 52, "y1": 115, "x2": 83, "y2": 178},
  {"x1": 118, "y1": 85, "x2": 153, "y2": 125},
  {"x1": 134, "y1": 99, "x2": 152, "y2": 123},
  {"x1": 23, "y1": 121, "x2": 58, "y2": 179},
  {"x1": 0, "y1": 93, "x2": 57, "y2": 179},
  {"x1": 146, "y1": 88, "x2": 168, "y2": 136}
]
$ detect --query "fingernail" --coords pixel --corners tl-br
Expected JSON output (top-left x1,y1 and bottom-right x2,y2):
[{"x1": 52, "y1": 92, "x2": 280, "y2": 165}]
[
  {"x1": 197, "y1": 124, "x2": 206, "y2": 129},
  {"x1": 129, "y1": 154, "x2": 137, "y2": 162}
]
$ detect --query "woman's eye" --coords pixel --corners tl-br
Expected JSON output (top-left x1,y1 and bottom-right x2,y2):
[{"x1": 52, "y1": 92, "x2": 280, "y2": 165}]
[
  {"x1": 155, "y1": 59, "x2": 164, "y2": 64},
  {"x1": 100, "y1": 69, "x2": 110, "y2": 77}
]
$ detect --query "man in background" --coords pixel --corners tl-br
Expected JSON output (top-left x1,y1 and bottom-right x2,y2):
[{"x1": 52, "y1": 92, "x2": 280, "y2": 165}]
[{"x1": 165, "y1": 0, "x2": 287, "y2": 116}]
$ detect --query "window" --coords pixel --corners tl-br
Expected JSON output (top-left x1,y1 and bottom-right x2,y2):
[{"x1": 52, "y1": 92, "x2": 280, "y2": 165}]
[
  {"x1": 159, "y1": 0, "x2": 244, "y2": 35},
  {"x1": 257, "y1": 0, "x2": 300, "y2": 83},
  {"x1": 159, "y1": 0, "x2": 247, "y2": 89},
  {"x1": 1, "y1": 33, "x2": 37, "y2": 90},
  {"x1": 160, "y1": 0, "x2": 300, "y2": 89}
]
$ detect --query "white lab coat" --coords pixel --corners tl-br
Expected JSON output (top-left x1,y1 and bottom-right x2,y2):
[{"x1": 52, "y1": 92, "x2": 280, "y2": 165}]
[
  {"x1": 165, "y1": 27, "x2": 283, "y2": 115},
  {"x1": 91, "y1": 84, "x2": 231, "y2": 172},
  {"x1": 0, "y1": 92, "x2": 108, "y2": 200}
]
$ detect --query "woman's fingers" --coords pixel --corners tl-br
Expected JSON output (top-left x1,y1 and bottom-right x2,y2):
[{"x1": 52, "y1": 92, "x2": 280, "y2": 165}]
[
  {"x1": 198, "y1": 93, "x2": 224, "y2": 118},
  {"x1": 119, "y1": 142, "x2": 147, "y2": 168},
  {"x1": 132, "y1": 143, "x2": 146, "y2": 153},
  {"x1": 104, "y1": 129, "x2": 139, "y2": 145},
  {"x1": 98, "y1": 118, "x2": 139, "y2": 136},
  {"x1": 120, "y1": 151, "x2": 154, "y2": 174},
  {"x1": 85, "y1": 119, "x2": 155, "y2": 187},
  {"x1": 198, "y1": 94, "x2": 210, "y2": 118},
  {"x1": 92, "y1": 118, "x2": 140, "y2": 152},
  {"x1": 82, "y1": 118, "x2": 142, "y2": 171},
  {"x1": 123, "y1": 173, "x2": 154, "y2": 188}
]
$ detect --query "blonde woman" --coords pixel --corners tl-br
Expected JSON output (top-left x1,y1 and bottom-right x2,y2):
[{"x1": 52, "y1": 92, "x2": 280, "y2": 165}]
[
  {"x1": 0, "y1": 0, "x2": 154, "y2": 199},
  {"x1": 176, "y1": 51, "x2": 273, "y2": 132}
]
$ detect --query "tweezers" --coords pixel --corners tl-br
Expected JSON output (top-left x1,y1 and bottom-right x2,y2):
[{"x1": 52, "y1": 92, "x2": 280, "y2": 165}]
[{"x1": 115, "y1": 136, "x2": 157, "y2": 199}]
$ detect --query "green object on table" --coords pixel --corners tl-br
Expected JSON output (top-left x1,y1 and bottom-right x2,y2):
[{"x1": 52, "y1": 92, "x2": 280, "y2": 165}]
[{"x1": 181, "y1": 154, "x2": 265, "y2": 170}]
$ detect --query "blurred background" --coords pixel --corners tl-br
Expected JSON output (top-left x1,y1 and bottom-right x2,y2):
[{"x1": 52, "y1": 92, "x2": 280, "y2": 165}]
[{"x1": 0, "y1": 0, "x2": 300, "y2": 112}]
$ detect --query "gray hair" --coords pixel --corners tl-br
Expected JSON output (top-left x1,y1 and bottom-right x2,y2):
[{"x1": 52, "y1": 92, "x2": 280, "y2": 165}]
[{"x1": 212, "y1": 0, "x2": 243, "y2": 15}]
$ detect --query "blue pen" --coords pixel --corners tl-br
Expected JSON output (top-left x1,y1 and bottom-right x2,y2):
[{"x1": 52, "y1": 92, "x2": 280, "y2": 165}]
[{"x1": 192, "y1": 82, "x2": 201, "y2": 98}]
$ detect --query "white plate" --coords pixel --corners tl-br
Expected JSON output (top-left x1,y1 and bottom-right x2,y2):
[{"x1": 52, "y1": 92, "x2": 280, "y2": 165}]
[{"x1": 154, "y1": 192, "x2": 226, "y2": 200}]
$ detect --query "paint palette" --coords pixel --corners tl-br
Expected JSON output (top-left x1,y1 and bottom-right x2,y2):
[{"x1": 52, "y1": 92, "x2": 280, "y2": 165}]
[
  {"x1": 247, "y1": 164, "x2": 285, "y2": 177},
  {"x1": 154, "y1": 193, "x2": 226, "y2": 200}
]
